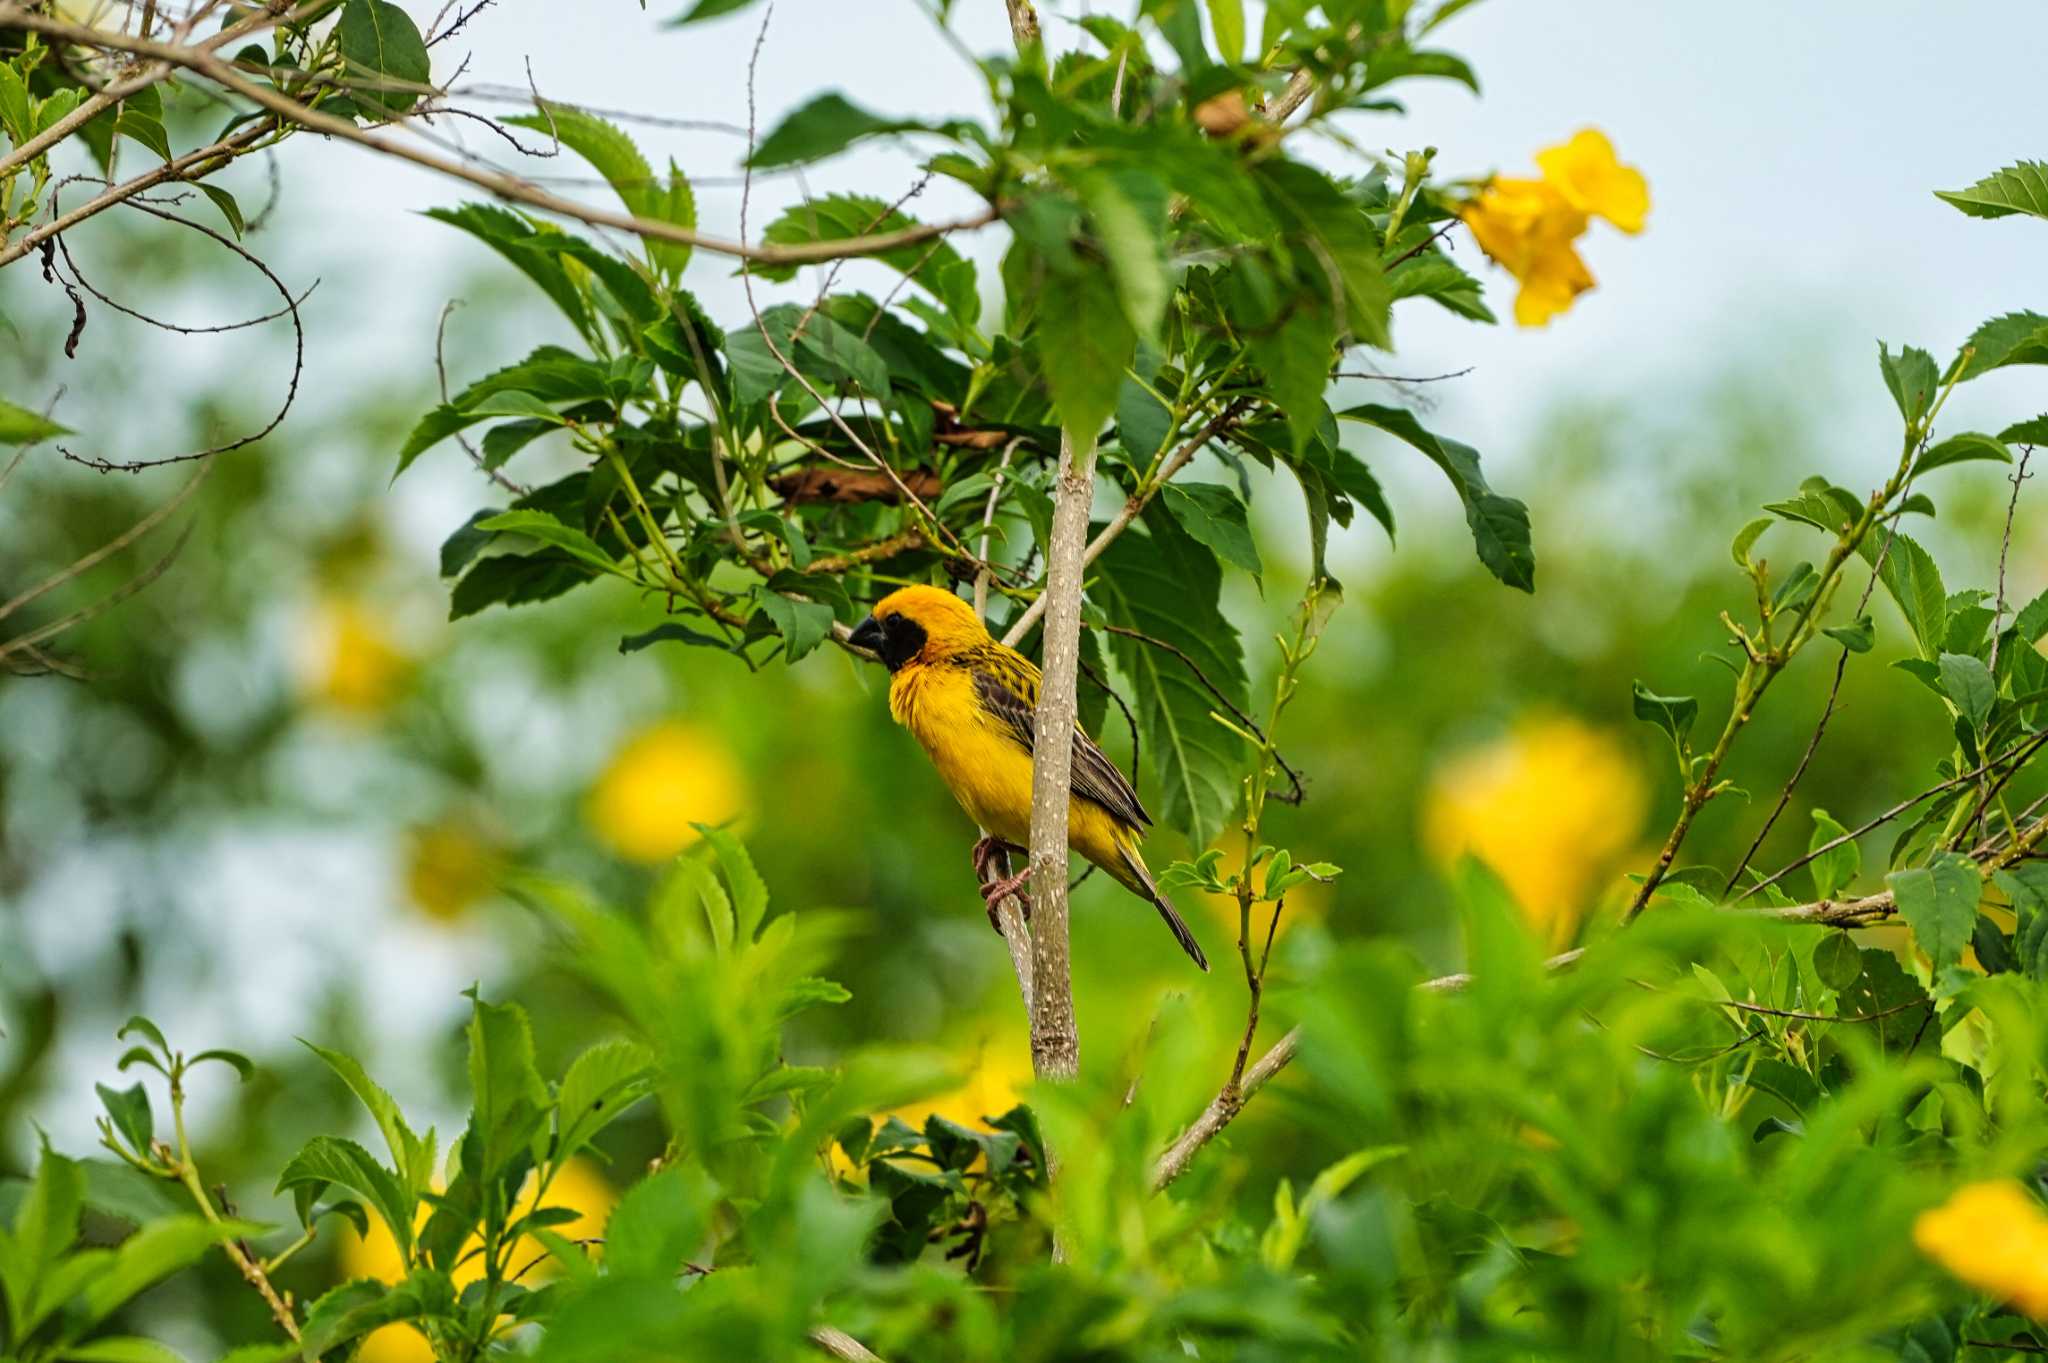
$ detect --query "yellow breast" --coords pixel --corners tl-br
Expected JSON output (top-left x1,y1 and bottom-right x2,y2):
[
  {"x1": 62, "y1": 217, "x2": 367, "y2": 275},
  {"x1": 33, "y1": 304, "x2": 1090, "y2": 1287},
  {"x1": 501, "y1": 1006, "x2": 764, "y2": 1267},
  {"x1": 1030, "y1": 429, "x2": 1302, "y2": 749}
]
[{"x1": 888, "y1": 662, "x2": 1137, "y2": 873}]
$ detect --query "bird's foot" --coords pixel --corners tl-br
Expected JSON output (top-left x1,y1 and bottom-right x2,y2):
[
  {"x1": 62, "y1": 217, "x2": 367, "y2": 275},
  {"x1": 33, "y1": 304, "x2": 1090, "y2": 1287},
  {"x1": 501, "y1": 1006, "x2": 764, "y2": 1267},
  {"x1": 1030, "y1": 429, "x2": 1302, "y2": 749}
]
[
  {"x1": 969, "y1": 834, "x2": 1005, "y2": 882},
  {"x1": 980, "y1": 863, "x2": 1034, "y2": 933}
]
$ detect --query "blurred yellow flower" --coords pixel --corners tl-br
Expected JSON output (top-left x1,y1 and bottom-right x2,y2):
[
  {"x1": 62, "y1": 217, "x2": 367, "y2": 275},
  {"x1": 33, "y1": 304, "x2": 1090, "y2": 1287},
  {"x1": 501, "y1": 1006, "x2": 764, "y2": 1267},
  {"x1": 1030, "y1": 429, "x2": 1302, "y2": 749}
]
[
  {"x1": 835, "y1": 1035, "x2": 1031, "y2": 1177},
  {"x1": 1421, "y1": 717, "x2": 1647, "y2": 945},
  {"x1": 401, "y1": 821, "x2": 497, "y2": 922},
  {"x1": 1534, "y1": 129, "x2": 1650, "y2": 234},
  {"x1": 1914, "y1": 1181, "x2": 2048, "y2": 1319},
  {"x1": 341, "y1": 1158, "x2": 615, "y2": 1363},
  {"x1": 585, "y1": 721, "x2": 747, "y2": 863},
  {"x1": 918, "y1": 1036, "x2": 1033, "y2": 1133},
  {"x1": 1461, "y1": 128, "x2": 1648, "y2": 328},
  {"x1": 305, "y1": 598, "x2": 409, "y2": 714}
]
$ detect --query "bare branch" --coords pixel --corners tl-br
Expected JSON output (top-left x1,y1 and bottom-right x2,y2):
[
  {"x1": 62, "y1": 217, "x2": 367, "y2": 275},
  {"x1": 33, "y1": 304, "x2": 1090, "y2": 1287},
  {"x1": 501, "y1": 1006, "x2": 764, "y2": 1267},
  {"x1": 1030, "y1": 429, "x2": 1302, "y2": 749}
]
[
  {"x1": 0, "y1": 0, "x2": 294, "y2": 180},
  {"x1": 809, "y1": 1326, "x2": 884, "y2": 1362},
  {"x1": 1150, "y1": 1026, "x2": 1296, "y2": 1193},
  {"x1": 0, "y1": 117, "x2": 277, "y2": 270},
  {"x1": 1024, "y1": 428, "x2": 1094, "y2": 1084}
]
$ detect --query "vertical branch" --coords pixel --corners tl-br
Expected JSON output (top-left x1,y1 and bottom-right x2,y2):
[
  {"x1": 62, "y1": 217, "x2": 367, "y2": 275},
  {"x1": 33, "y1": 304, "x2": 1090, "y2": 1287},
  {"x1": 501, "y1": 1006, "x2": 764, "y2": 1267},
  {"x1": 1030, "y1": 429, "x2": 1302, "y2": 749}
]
[
  {"x1": 1004, "y1": 0, "x2": 1040, "y2": 48},
  {"x1": 1024, "y1": 430, "x2": 1094, "y2": 1082}
]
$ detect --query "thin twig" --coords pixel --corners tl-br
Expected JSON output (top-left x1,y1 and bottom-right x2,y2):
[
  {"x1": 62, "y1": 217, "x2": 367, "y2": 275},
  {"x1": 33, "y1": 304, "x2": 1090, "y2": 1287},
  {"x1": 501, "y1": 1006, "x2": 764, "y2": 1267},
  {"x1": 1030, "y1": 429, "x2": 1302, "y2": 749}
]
[
  {"x1": 973, "y1": 438, "x2": 1020, "y2": 620},
  {"x1": 809, "y1": 1326, "x2": 885, "y2": 1362},
  {"x1": 0, "y1": 463, "x2": 207, "y2": 625},
  {"x1": 1736, "y1": 729, "x2": 2048, "y2": 903},
  {"x1": 434, "y1": 299, "x2": 527, "y2": 495},
  {"x1": 56, "y1": 198, "x2": 305, "y2": 471},
  {"x1": 1094, "y1": 622, "x2": 1306, "y2": 804},
  {"x1": 1725, "y1": 463, "x2": 1922, "y2": 891}
]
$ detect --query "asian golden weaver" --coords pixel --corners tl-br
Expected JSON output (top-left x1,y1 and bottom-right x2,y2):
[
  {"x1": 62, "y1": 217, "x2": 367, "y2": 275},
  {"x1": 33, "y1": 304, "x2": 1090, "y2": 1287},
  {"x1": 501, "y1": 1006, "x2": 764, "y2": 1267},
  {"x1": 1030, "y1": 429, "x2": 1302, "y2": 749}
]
[{"x1": 849, "y1": 585, "x2": 1209, "y2": 971}]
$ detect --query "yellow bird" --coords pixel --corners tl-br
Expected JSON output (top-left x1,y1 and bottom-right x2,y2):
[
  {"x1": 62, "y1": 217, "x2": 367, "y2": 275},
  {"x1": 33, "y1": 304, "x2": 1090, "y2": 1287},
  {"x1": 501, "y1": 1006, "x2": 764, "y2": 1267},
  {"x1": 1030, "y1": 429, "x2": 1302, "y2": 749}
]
[{"x1": 849, "y1": 585, "x2": 1209, "y2": 971}]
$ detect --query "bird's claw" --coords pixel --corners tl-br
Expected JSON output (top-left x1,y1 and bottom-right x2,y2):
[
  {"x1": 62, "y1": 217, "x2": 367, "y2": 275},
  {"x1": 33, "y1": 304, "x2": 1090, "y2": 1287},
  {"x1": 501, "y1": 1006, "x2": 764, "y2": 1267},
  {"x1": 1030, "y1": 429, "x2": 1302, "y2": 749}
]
[
  {"x1": 970, "y1": 834, "x2": 1003, "y2": 882},
  {"x1": 979, "y1": 863, "x2": 1033, "y2": 935}
]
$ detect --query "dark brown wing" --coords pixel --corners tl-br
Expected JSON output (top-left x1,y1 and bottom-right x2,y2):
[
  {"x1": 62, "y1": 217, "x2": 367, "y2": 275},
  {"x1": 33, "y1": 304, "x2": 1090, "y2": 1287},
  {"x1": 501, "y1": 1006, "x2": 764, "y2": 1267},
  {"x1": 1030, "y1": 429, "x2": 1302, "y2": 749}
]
[{"x1": 968, "y1": 649, "x2": 1152, "y2": 830}]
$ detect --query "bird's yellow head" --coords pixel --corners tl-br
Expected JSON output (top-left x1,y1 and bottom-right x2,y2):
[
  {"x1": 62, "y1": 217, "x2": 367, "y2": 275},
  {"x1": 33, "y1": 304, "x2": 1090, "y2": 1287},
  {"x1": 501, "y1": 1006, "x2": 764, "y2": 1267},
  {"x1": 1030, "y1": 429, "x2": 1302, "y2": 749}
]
[{"x1": 849, "y1": 584, "x2": 988, "y2": 672}]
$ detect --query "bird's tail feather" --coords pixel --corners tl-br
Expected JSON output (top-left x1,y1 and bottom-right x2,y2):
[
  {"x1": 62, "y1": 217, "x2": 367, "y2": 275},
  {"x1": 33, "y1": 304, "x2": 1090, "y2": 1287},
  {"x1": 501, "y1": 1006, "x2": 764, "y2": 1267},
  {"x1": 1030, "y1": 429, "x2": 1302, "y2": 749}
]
[{"x1": 1117, "y1": 845, "x2": 1210, "y2": 972}]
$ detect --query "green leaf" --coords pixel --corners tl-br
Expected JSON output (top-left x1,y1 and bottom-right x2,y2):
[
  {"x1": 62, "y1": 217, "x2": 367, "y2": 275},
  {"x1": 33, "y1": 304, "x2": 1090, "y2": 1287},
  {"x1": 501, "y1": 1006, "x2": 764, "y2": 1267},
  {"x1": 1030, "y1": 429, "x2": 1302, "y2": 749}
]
[
  {"x1": 1888, "y1": 852, "x2": 1981, "y2": 974},
  {"x1": 426, "y1": 204, "x2": 593, "y2": 338},
  {"x1": 1915, "y1": 431, "x2": 2012, "y2": 475},
  {"x1": 726, "y1": 304, "x2": 889, "y2": 407},
  {"x1": 755, "y1": 589, "x2": 836, "y2": 662},
  {"x1": 195, "y1": 183, "x2": 245, "y2": 238},
  {"x1": 1808, "y1": 809, "x2": 1860, "y2": 901},
  {"x1": 109, "y1": 86, "x2": 169, "y2": 162},
  {"x1": 336, "y1": 0, "x2": 430, "y2": 116},
  {"x1": 1386, "y1": 250, "x2": 1495, "y2": 323},
  {"x1": 474, "y1": 510, "x2": 619, "y2": 577},
  {"x1": 188, "y1": 1048, "x2": 254, "y2": 1081},
  {"x1": 1073, "y1": 168, "x2": 1172, "y2": 337},
  {"x1": 1878, "y1": 342, "x2": 1939, "y2": 425},
  {"x1": 748, "y1": 93, "x2": 954, "y2": 169},
  {"x1": 1337, "y1": 404, "x2": 1533, "y2": 591},
  {"x1": 0, "y1": 61, "x2": 31, "y2": 145},
  {"x1": 1631, "y1": 681, "x2": 1697, "y2": 759},
  {"x1": 301, "y1": 1042, "x2": 430, "y2": 1200},
  {"x1": 1246, "y1": 305, "x2": 1338, "y2": 456},
  {"x1": 616, "y1": 621, "x2": 745, "y2": 657},
  {"x1": 555, "y1": 1038, "x2": 654, "y2": 1162},
  {"x1": 1814, "y1": 931, "x2": 1863, "y2": 990},
  {"x1": 3, "y1": 1145, "x2": 84, "y2": 1332},
  {"x1": 299, "y1": 1270, "x2": 457, "y2": 1359},
  {"x1": 754, "y1": 194, "x2": 978, "y2": 324},
  {"x1": 95, "y1": 1082, "x2": 152, "y2": 1156},
  {"x1": 1034, "y1": 263, "x2": 1136, "y2": 440},
  {"x1": 0, "y1": 398, "x2": 69, "y2": 445},
  {"x1": 1161, "y1": 482, "x2": 1261, "y2": 578},
  {"x1": 696, "y1": 824, "x2": 769, "y2": 941},
  {"x1": 1934, "y1": 162, "x2": 2048, "y2": 221},
  {"x1": 467, "y1": 995, "x2": 551, "y2": 1179},
  {"x1": 1953, "y1": 311, "x2": 2048, "y2": 383},
  {"x1": 2016, "y1": 588, "x2": 2048, "y2": 644},
  {"x1": 1857, "y1": 529, "x2": 1946, "y2": 660},
  {"x1": 1730, "y1": 515, "x2": 1772, "y2": 568},
  {"x1": 1095, "y1": 508, "x2": 1248, "y2": 847},
  {"x1": 668, "y1": 0, "x2": 758, "y2": 22},
  {"x1": 79, "y1": 1216, "x2": 262, "y2": 1329},
  {"x1": 1204, "y1": 0, "x2": 1245, "y2": 60},
  {"x1": 1838, "y1": 948, "x2": 1933, "y2": 1050},
  {"x1": 506, "y1": 103, "x2": 696, "y2": 281},
  {"x1": 1939, "y1": 651, "x2": 1996, "y2": 732},
  {"x1": 602, "y1": 1165, "x2": 716, "y2": 1278},
  {"x1": 275, "y1": 1137, "x2": 411, "y2": 1256},
  {"x1": 2000, "y1": 415, "x2": 2048, "y2": 446},
  {"x1": 1824, "y1": 615, "x2": 1874, "y2": 653},
  {"x1": 1114, "y1": 348, "x2": 1171, "y2": 465},
  {"x1": 507, "y1": 102, "x2": 652, "y2": 214}
]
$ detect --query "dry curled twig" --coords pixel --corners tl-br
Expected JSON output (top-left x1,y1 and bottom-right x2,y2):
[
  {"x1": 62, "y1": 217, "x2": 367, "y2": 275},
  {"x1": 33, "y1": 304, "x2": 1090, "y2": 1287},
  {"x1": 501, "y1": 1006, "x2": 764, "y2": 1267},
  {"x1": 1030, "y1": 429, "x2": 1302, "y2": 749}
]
[{"x1": 56, "y1": 199, "x2": 306, "y2": 473}]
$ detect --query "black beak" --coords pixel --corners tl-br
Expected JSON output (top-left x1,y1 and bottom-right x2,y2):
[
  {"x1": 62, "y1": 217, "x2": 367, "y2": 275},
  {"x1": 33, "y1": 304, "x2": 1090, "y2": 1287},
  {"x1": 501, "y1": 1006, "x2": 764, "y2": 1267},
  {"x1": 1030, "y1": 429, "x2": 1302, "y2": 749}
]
[{"x1": 848, "y1": 615, "x2": 884, "y2": 658}]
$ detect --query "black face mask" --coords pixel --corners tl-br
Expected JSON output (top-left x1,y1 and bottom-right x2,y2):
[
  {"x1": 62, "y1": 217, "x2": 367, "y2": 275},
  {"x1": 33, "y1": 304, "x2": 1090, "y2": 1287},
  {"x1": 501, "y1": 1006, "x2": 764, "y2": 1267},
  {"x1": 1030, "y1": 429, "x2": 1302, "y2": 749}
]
[{"x1": 849, "y1": 613, "x2": 928, "y2": 672}]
